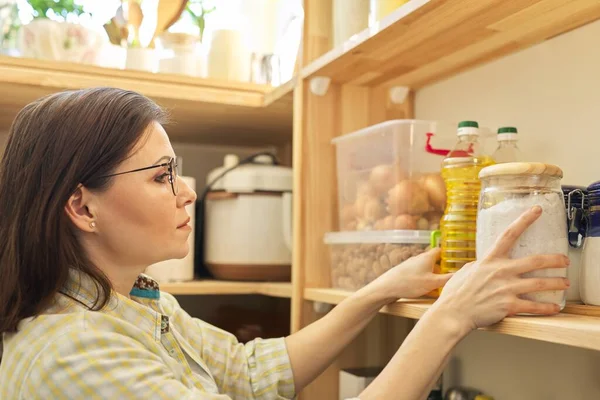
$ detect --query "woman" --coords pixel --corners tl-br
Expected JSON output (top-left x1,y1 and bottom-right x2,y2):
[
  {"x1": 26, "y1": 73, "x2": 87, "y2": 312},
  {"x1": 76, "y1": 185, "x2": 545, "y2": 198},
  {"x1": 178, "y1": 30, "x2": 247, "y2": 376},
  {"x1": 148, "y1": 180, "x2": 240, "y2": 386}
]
[{"x1": 0, "y1": 88, "x2": 569, "y2": 400}]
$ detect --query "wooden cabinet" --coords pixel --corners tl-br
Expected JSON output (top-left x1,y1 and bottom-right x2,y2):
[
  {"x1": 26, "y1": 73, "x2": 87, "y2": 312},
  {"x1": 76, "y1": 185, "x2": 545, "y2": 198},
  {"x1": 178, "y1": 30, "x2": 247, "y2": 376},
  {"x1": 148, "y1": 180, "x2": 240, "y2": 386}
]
[
  {"x1": 5, "y1": 1, "x2": 600, "y2": 397},
  {"x1": 292, "y1": 0, "x2": 600, "y2": 398}
]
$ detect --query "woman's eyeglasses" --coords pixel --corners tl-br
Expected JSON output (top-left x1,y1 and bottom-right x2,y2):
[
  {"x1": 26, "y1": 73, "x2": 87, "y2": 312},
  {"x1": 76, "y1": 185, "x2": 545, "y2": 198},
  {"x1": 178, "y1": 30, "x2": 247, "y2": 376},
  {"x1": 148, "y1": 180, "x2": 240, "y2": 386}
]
[{"x1": 99, "y1": 157, "x2": 178, "y2": 196}]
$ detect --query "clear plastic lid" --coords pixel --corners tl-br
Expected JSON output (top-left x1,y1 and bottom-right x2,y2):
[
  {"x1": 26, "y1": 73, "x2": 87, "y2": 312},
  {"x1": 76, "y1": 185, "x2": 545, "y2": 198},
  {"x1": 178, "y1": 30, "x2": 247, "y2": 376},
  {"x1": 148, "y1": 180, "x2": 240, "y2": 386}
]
[
  {"x1": 331, "y1": 119, "x2": 439, "y2": 144},
  {"x1": 324, "y1": 230, "x2": 432, "y2": 245}
]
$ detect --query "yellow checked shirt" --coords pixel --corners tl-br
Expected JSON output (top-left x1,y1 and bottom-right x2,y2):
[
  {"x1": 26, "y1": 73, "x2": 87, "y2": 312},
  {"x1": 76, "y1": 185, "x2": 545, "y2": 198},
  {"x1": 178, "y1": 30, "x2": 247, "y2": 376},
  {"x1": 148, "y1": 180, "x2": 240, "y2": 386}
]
[{"x1": 0, "y1": 271, "x2": 296, "y2": 399}]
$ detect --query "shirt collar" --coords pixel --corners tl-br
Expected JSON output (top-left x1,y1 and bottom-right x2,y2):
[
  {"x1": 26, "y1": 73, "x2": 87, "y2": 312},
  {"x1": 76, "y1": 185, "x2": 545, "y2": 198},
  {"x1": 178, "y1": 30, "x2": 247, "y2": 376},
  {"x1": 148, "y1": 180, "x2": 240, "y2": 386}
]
[{"x1": 62, "y1": 269, "x2": 162, "y2": 309}]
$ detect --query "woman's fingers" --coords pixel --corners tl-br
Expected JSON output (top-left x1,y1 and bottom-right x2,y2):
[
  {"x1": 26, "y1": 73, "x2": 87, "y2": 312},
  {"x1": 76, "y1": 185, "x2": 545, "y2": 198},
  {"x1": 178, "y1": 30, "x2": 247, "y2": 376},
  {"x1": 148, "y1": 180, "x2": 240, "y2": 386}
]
[
  {"x1": 485, "y1": 206, "x2": 543, "y2": 260},
  {"x1": 507, "y1": 254, "x2": 570, "y2": 275},
  {"x1": 418, "y1": 247, "x2": 441, "y2": 266},
  {"x1": 509, "y1": 299, "x2": 561, "y2": 316},
  {"x1": 429, "y1": 272, "x2": 454, "y2": 286},
  {"x1": 513, "y1": 277, "x2": 570, "y2": 294}
]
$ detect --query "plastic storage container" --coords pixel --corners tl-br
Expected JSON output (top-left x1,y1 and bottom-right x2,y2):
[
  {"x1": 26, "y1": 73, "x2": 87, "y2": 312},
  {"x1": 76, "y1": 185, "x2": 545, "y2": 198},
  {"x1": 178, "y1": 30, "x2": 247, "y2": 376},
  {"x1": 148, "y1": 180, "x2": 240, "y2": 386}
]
[
  {"x1": 332, "y1": 120, "x2": 454, "y2": 233},
  {"x1": 325, "y1": 230, "x2": 430, "y2": 290},
  {"x1": 477, "y1": 162, "x2": 568, "y2": 312}
]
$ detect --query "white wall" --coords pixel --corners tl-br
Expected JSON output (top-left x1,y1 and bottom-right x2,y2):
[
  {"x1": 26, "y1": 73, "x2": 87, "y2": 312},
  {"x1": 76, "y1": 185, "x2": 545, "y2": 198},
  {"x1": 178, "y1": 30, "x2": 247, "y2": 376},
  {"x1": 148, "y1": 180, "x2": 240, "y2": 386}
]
[
  {"x1": 417, "y1": 20, "x2": 600, "y2": 187},
  {"x1": 416, "y1": 19, "x2": 600, "y2": 400}
]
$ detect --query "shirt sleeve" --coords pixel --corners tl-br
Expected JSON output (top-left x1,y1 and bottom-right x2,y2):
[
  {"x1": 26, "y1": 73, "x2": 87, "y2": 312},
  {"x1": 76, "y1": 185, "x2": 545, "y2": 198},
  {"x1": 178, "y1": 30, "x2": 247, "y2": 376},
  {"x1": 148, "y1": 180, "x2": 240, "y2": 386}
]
[
  {"x1": 165, "y1": 294, "x2": 296, "y2": 400},
  {"x1": 21, "y1": 330, "x2": 233, "y2": 400}
]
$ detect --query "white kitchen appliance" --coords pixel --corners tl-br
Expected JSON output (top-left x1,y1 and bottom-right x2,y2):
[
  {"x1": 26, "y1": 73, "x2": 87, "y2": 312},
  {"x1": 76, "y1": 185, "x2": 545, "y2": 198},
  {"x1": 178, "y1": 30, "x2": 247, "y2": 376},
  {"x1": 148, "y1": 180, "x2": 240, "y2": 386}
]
[
  {"x1": 202, "y1": 153, "x2": 293, "y2": 281},
  {"x1": 145, "y1": 176, "x2": 197, "y2": 283}
]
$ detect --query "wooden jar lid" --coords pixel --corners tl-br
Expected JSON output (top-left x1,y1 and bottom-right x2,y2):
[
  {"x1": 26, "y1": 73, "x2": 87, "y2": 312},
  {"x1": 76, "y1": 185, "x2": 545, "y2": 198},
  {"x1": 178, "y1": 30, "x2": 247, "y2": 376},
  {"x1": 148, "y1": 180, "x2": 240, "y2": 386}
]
[{"x1": 479, "y1": 162, "x2": 563, "y2": 179}]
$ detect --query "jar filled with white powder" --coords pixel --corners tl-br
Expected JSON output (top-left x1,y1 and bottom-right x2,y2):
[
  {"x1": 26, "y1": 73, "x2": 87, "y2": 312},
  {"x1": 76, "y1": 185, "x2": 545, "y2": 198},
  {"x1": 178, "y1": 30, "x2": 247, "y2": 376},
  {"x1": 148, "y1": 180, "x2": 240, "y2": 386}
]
[{"x1": 477, "y1": 163, "x2": 568, "y2": 312}]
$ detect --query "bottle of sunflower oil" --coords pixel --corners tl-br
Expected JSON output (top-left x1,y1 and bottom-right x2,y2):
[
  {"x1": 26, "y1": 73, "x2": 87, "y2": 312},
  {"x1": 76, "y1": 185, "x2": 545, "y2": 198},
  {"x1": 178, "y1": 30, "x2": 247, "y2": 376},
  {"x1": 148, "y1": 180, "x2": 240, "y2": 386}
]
[{"x1": 435, "y1": 121, "x2": 494, "y2": 295}]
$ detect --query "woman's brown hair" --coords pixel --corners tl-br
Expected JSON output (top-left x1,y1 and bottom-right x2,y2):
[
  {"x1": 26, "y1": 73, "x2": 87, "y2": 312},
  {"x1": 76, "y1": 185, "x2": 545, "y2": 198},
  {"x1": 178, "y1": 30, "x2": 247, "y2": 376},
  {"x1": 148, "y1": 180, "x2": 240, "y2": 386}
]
[{"x1": 0, "y1": 87, "x2": 167, "y2": 334}]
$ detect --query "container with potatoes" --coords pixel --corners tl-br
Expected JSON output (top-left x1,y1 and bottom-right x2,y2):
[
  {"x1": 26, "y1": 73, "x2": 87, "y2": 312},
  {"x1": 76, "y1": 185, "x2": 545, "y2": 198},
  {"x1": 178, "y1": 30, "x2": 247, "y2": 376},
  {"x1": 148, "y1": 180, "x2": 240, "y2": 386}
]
[
  {"x1": 332, "y1": 120, "x2": 454, "y2": 232},
  {"x1": 325, "y1": 231, "x2": 431, "y2": 290}
]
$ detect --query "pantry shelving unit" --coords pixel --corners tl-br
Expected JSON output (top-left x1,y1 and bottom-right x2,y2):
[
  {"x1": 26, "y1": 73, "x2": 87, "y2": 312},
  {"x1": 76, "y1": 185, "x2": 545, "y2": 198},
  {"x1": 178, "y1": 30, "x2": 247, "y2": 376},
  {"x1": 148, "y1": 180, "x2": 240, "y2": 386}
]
[
  {"x1": 5, "y1": 0, "x2": 600, "y2": 397},
  {"x1": 292, "y1": 0, "x2": 600, "y2": 398},
  {"x1": 0, "y1": 55, "x2": 295, "y2": 298},
  {"x1": 0, "y1": 55, "x2": 294, "y2": 147},
  {"x1": 161, "y1": 280, "x2": 292, "y2": 298}
]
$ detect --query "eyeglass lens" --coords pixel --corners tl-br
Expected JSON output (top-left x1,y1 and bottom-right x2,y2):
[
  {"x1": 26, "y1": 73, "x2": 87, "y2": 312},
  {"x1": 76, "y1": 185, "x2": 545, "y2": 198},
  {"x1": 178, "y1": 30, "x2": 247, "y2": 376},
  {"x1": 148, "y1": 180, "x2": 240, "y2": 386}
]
[{"x1": 170, "y1": 158, "x2": 178, "y2": 196}]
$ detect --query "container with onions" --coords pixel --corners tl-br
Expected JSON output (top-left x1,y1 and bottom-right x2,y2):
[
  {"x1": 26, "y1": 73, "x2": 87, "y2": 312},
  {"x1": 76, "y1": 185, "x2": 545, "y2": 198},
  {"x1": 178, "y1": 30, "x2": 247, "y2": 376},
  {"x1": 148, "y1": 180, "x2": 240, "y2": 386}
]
[{"x1": 326, "y1": 120, "x2": 455, "y2": 290}]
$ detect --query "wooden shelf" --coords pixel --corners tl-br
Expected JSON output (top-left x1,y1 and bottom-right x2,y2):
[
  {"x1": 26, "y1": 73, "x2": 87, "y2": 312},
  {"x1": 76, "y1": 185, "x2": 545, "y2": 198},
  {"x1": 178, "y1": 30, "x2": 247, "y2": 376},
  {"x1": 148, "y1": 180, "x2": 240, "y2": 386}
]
[
  {"x1": 301, "y1": 0, "x2": 600, "y2": 88},
  {"x1": 305, "y1": 287, "x2": 600, "y2": 352},
  {"x1": 0, "y1": 56, "x2": 294, "y2": 145},
  {"x1": 161, "y1": 280, "x2": 292, "y2": 298}
]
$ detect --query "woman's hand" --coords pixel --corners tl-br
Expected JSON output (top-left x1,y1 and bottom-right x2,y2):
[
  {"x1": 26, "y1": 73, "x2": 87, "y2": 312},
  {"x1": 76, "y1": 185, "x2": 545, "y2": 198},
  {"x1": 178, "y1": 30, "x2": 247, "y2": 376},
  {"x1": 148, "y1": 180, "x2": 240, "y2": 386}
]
[
  {"x1": 436, "y1": 205, "x2": 570, "y2": 331},
  {"x1": 364, "y1": 247, "x2": 453, "y2": 303}
]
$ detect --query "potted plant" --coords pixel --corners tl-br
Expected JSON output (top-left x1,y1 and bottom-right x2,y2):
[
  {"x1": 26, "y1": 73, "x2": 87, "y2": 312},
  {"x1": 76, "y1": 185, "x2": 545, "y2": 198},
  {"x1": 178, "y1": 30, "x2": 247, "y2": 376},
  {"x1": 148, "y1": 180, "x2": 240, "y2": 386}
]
[
  {"x1": 0, "y1": 0, "x2": 19, "y2": 53},
  {"x1": 18, "y1": 0, "x2": 106, "y2": 64},
  {"x1": 26, "y1": 0, "x2": 86, "y2": 20},
  {"x1": 185, "y1": 0, "x2": 215, "y2": 43}
]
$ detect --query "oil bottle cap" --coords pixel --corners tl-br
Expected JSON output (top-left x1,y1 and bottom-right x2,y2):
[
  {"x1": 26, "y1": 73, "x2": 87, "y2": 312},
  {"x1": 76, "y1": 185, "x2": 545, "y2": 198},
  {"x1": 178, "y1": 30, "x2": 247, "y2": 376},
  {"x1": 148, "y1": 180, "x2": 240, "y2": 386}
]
[
  {"x1": 457, "y1": 120, "x2": 479, "y2": 136},
  {"x1": 498, "y1": 126, "x2": 517, "y2": 134},
  {"x1": 497, "y1": 126, "x2": 518, "y2": 141}
]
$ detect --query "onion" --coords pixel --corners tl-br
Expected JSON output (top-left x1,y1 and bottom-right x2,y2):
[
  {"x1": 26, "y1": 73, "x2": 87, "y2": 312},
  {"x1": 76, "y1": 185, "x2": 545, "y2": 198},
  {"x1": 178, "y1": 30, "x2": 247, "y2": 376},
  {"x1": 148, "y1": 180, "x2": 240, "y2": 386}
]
[
  {"x1": 417, "y1": 217, "x2": 429, "y2": 230},
  {"x1": 394, "y1": 214, "x2": 418, "y2": 230},
  {"x1": 387, "y1": 180, "x2": 430, "y2": 215},
  {"x1": 421, "y1": 173, "x2": 446, "y2": 211},
  {"x1": 369, "y1": 164, "x2": 398, "y2": 195},
  {"x1": 340, "y1": 204, "x2": 357, "y2": 225},
  {"x1": 383, "y1": 215, "x2": 395, "y2": 230},
  {"x1": 363, "y1": 197, "x2": 386, "y2": 222}
]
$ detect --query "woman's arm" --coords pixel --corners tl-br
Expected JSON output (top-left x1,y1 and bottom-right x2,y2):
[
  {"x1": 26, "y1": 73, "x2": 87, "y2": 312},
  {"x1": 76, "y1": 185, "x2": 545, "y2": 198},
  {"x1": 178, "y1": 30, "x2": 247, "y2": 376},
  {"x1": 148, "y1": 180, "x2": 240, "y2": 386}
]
[
  {"x1": 284, "y1": 285, "x2": 389, "y2": 391},
  {"x1": 285, "y1": 249, "x2": 453, "y2": 391},
  {"x1": 359, "y1": 206, "x2": 570, "y2": 399},
  {"x1": 359, "y1": 303, "x2": 468, "y2": 400}
]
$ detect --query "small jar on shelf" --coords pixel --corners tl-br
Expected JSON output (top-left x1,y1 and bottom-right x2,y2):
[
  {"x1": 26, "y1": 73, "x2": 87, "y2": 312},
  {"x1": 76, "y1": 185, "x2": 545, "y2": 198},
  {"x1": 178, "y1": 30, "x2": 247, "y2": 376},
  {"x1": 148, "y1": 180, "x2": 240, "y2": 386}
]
[{"x1": 581, "y1": 181, "x2": 600, "y2": 305}]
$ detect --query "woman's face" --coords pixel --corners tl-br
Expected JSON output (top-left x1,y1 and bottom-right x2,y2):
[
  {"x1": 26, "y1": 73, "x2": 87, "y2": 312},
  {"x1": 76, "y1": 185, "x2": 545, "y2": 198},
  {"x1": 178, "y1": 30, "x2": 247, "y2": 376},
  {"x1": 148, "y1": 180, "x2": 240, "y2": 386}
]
[{"x1": 89, "y1": 122, "x2": 197, "y2": 268}]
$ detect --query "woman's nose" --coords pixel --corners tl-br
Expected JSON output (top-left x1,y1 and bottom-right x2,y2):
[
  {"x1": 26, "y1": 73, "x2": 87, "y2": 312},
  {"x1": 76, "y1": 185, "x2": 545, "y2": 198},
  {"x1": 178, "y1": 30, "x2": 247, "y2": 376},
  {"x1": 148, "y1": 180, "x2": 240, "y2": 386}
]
[{"x1": 177, "y1": 178, "x2": 197, "y2": 207}]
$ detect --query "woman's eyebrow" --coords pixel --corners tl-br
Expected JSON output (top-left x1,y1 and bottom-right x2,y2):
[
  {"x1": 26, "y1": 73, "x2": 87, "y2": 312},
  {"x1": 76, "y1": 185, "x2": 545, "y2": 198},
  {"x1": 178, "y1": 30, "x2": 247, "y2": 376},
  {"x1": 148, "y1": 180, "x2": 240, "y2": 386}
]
[{"x1": 152, "y1": 155, "x2": 172, "y2": 165}]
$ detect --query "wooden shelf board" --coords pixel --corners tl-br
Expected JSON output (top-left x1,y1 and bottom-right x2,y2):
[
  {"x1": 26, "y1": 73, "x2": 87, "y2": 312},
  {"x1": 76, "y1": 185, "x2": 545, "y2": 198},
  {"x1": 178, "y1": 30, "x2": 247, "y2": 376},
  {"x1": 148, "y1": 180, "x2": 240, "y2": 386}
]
[
  {"x1": 0, "y1": 56, "x2": 294, "y2": 145},
  {"x1": 301, "y1": 0, "x2": 600, "y2": 89},
  {"x1": 305, "y1": 287, "x2": 600, "y2": 352},
  {"x1": 161, "y1": 280, "x2": 292, "y2": 298}
]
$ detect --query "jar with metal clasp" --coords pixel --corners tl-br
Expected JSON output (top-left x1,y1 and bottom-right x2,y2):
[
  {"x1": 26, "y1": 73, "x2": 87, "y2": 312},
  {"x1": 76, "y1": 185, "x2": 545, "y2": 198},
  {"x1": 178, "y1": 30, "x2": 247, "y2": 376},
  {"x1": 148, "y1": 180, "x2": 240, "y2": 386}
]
[
  {"x1": 580, "y1": 182, "x2": 600, "y2": 305},
  {"x1": 562, "y1": 185, "x2": 587, "y2": 302}
]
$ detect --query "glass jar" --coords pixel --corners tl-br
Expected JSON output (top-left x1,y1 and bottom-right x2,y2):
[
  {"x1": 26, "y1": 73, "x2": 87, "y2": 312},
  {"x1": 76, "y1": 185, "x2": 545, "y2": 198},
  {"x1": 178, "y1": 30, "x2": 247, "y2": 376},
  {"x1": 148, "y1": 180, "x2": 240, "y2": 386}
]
[
  {"x1": 581, "y1": 182, "x2": 600, "y2": 305},
  {"x1": 477, "y1": 162, "x2": 568, "y2": 312}
]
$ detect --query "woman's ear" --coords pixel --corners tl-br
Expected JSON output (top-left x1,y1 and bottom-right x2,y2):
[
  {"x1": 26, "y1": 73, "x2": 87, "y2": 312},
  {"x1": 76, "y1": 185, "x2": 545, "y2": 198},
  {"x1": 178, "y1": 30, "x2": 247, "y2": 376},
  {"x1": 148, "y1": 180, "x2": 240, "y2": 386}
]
[{"x1": 65, "y1": 185, "x2": 97, "y2": 233}]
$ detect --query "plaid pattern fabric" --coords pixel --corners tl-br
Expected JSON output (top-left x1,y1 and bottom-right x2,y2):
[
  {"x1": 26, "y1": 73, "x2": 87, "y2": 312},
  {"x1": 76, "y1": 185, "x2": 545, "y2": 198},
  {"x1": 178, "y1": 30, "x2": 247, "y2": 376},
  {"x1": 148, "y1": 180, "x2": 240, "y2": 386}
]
[{"x1": 0, "y1": 271, "x2": 295, "y2": 399}]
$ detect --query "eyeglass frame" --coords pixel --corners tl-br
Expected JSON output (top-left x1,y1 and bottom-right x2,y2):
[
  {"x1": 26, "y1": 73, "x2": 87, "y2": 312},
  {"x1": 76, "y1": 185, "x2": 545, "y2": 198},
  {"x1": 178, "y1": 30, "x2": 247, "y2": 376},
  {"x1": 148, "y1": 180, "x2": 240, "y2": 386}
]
[{"x1": 98, "y1": 157, "x2": 178, "y2": 196}]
